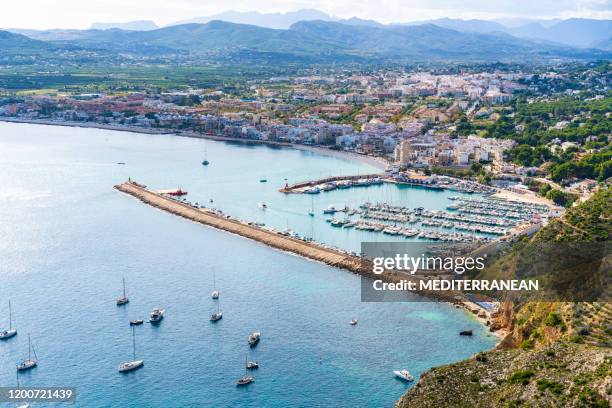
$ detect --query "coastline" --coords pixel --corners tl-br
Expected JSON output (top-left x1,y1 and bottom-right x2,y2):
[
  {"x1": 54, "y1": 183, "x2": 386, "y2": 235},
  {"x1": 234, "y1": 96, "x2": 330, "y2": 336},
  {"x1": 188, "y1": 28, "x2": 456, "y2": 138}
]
[{"x1": 0, "y1": 117, "x2": 387, "y2": 171}]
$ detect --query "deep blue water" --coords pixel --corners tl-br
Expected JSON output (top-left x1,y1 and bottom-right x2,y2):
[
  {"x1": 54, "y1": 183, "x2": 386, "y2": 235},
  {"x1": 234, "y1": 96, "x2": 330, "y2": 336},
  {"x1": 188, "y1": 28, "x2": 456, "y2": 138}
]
[{"x1": 0, "y1": 122, "x2": 496, "y2": 407}]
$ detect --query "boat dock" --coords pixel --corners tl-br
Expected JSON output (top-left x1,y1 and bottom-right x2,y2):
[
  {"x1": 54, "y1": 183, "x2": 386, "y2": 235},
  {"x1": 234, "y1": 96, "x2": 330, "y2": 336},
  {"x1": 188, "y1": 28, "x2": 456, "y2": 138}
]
[{"x1": 279, "y1": 174, "x2": 383, "y2": 194}]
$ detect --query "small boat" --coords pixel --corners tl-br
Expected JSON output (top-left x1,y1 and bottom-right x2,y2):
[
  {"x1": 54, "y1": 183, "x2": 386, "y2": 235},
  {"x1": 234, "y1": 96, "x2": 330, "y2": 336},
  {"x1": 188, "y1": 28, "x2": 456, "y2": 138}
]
[
  {"x1": 236, "y1": 357, "x2": 255, "y2": 386},
  {"x1": 246, "y1": 361, "x2": 259, "y2": 369},
  {"x1": 211, "y1": 271, "x2": 220, "y2": 299},
  {"x1": 459, "y1": 329, "x2": 473, "y2": 336},
  {"x1": 130, "y1": 319, "x2": 143, "y2": 326},
  {"x1": 248, "y1": 331, "x2": 261, "y2": 347},
  {"x1": 259, "y1": 202, "x2": 267, "y2": 209},
  {"x1": 202, "y1": 144, "x2": 210, "y2": 166},
  {"x1": 394, "y1": 369, "x2": 414, "y2": 382},
  {"x1": 117, "y1": 162, "x2": 126, "y2": 165},
  {"x1": 148, "y1": 308, "x2": 165, "y2": 324},
  {"x1": 259, "y1": 178, "x2": 267, "y2": 183},
  {"x1": 167, "y1": 188, "x2": 187, "y2": 197},
  {"x1": 349, "y1": 319, "x2": 358, "y2": 326},
  {"x1": 0, "y1": 300, "x2": 17, "y2": 340},
  {"x1": 116, "y1": 278, "x2": 129, "y2": 306},
  {"x1": 210, "y1": 303, "x2": 222, "y2": 322},
  {"x1": 16, "y1": 334, "x2": 37, "y2": 372},
  {"x1": 118, "y1": 326, "x2": 144, "y2": 373}
]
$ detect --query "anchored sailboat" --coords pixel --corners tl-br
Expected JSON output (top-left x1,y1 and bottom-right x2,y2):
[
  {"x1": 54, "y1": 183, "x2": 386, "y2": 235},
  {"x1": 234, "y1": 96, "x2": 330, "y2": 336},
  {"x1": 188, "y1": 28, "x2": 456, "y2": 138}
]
[
  {"x1": 0, "y1": 300, "x2": 17, "y2": 340},
  {"x1": 210, "y1": 301, "x2": 222, "y2": 322},
  {"x1": 236, "y1": 356, "x2": 254, "y2": 386},
  {"x1": 16, "y1": 334, "x2": 37, "y2": 371},
  {"x1": 116, "y1": 278, "x2": 129, "y2": 306},
  {"x1": 211, "y1": 271, "x2": 220, "y2": 300},
  {"x1": 202, "y1": 143, "x2": 209, "y2": 166},
  {"x1": 308, "y1": 196, "x2": 315, "y2": 217},
  {"x1": 118, "y1": 326, "x2": 143, "y2": 372}
]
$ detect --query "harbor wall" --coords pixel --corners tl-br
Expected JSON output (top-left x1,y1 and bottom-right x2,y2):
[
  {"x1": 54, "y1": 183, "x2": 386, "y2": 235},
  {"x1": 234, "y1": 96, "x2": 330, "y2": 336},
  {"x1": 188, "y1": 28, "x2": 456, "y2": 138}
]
[{"x1": 114, "y1": 181, "x2": 366, "y2": 274}]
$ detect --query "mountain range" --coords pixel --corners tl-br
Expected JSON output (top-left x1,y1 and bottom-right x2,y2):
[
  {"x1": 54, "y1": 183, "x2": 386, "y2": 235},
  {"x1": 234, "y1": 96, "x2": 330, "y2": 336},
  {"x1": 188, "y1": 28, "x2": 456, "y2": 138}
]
[
  {"x1": 1, "y1": 19, "x2": 609, "y2": 64},
  {"x1": 24, "y1": 10, "x2": 608, "y2": 49}
]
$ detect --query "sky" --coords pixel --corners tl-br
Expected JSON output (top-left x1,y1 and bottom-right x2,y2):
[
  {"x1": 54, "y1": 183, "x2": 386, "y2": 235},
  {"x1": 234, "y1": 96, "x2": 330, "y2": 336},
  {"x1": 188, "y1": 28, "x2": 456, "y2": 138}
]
[{"x1": 1, "y1": 0, "x2": 610, "y2": 29}]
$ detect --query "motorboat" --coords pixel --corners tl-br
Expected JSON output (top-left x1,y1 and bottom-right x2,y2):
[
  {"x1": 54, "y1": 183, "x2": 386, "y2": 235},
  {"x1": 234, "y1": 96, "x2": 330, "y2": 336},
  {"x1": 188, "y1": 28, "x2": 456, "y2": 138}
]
[
  {"x1": 248, "y1": 331, "x2": 261, "y2": 347},
  {"x1": 130, "y1": 319, "x2": 143, "y2": 326},
  {"x1": 349, "y1": 319, "x2": 358, "y2": 326},
  {"x1": 259, "y1": 202, "x2": 267, "y2": 209},
  {"x1": 211, "y1": 290, "x2": 220, "y2": 300},
  {"x1": 148, "y1": 308, "x2": 165, "y2": 324},
  {"x1": 246, "y1": 361, "x2": 259, "y2": 369},
  {"x1": 393, "y1": 369, "x2": 414, "y2": 382}
]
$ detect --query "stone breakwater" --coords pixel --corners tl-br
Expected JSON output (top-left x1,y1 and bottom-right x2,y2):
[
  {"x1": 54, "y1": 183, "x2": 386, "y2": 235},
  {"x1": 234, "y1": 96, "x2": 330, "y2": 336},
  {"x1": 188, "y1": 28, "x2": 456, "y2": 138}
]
[{"x1": 114, "y1": 181, "x2": 366, "y2": 274}]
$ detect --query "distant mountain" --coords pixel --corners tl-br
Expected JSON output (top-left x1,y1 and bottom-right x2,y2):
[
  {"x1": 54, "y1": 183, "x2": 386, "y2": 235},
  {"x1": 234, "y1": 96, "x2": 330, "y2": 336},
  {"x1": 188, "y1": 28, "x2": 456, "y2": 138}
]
[
  {"x1": 169, "y1": 9, "x2": 335, "y2": 29},
  {"x1": 90, "y1": 20, "x2": 158, "y2": 31},
  {"x1": 5, "y1": 20, "x2": 609, "y2": 64},
  {"x1": 0, "y1": 30, "x2": 58, "y2": 55},
  {"x1": 508, "y1": 18, "x2": 611, "y2": 48},
  {"x1": 404, "y1": 18, "x2": 507, "y2": 33},
  {"x1": 338, "y1": 17, "x2": 385, "y2": 28}
]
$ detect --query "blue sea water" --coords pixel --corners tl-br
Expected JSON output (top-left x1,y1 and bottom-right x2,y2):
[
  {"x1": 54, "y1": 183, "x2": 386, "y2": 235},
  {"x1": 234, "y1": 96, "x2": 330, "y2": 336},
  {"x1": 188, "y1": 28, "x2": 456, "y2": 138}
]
[{"x1": 0, "y1": 122, "x2": 496, "y2": 407}]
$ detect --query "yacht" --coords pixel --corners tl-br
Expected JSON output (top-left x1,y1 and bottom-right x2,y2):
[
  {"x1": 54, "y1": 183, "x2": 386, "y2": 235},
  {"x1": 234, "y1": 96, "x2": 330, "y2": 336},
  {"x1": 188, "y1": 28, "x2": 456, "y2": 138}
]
[
  {"x1": 0, "y1": 300, "x2": 17, "y2": 340},
  {"x1": 236, "y1": 357, "x2": 255, "y2": 386},
  {"x1": 16, "y1": 335, "x2": 37, "y2": 372},
  {"x1": 130, "y1": 319, "x2": 143, "y2": 326},
  {"x1": 148, "y1": 308, "x2": 165, "y2": 324},
  {"x1": 211, "y1": 271, "x2": 220, "y2": 299},
  {"x1": 118, "y1": 326, "x2": 144, "y2": 373},
  {"x1": 323, "y1": 205, "x2": 336, "y2": 214},
  {"x1": 246, "y1": 361, "x2": 259, "y2": 369},
  {"x1": 393, "y1": 369, "x2": 414, "y2": 382},
  {"x1": 116, "y1": 278, "x2": 129, "y2": 306},
  {"x1": 248, "y1": 331, "x2": 261, "y2": 347},
  {"x1": 210, "y1": 303, "x2": 222, "y2": 322}
]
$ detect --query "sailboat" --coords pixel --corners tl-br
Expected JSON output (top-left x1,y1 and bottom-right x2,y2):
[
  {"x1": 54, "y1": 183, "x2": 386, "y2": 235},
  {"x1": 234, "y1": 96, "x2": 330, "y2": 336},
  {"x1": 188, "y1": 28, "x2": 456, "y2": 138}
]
[
  {"x1": 118, "y1": 326, "x2": 144, "y2": 372},
  {"x1": 116, "y1": 278, "x2": 129, "y2": 306},
  {"x1": 16, "y1": 334, "x2": 37, "y2": 371},
  {"x1": 308, "y1": 196, "x2": 315, "y2": 217},
  {"x1": 211, "y1": 271, "x2": 220, "y2": 299},
  {"x1": 210, "y1": 301, "x2": 222, "y2": 322},
  {"x1": 15, "y1": 369, "x2": 30, "y2": 408},
  {"x1": 236, "y1": 356, "x2": 254, "y2": 386},
  {"x1": 0, "y1": 300, "x2": 17, "y2": 339},
  {"x1": 202, "y1": 144, "x2": 210, "y2": 166}
]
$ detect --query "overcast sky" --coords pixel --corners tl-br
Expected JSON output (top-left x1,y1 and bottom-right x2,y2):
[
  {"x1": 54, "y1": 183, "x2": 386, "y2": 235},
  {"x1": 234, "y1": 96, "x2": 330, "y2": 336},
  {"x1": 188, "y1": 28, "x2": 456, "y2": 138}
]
[{"x1": 2, "y1": 0, "x2": 610, "y2": 29}]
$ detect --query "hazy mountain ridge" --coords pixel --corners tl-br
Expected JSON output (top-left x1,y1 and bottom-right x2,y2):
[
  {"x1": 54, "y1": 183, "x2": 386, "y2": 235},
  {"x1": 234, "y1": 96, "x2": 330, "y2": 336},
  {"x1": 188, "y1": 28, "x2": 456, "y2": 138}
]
[
  {"x1": 1, "y1": 19, "x2": 609, "y2": 64},
  {"x1": 90, "y1": 20, "x2": 159, "y2": 31},
  {"x1": 169, "y1": 9, "x2": 335, "y2": 29}
]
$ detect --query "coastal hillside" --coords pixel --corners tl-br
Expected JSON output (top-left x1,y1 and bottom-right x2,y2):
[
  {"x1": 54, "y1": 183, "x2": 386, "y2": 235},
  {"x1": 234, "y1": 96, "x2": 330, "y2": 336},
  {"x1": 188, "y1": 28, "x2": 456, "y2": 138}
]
[{"x1": 397, "y1": 187, "x2": 611, "y2": 408}]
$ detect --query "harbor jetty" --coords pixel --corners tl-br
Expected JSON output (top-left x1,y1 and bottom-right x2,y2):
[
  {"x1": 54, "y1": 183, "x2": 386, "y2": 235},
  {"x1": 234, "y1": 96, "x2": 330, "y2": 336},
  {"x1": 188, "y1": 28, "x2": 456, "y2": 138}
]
[{"x1": 115, "y1": 180, "x2": 365, "y2": 274}]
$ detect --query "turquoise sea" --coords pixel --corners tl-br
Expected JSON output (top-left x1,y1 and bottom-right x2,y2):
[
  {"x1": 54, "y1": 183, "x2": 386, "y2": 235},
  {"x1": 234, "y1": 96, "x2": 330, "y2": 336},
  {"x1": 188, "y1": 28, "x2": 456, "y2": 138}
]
[{"x1": 0, "y1": 122, "x2": 496, "y2": 407}]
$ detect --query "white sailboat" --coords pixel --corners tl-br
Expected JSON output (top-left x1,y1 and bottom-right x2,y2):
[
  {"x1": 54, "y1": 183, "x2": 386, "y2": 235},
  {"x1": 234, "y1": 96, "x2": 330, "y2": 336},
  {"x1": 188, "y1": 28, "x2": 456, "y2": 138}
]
[
  {"x1": 116, "y1": 278, "x2": 129, "y2": 306},
  {"x1": 16, "y1": 334, "x2": 37, "y2": 371},
  {"x1": 308, "y1": 196, "x2": 315, "y2": 217},
  {"x1": 211, "y1": 271, "x2": 220, "y2": 300},
  {"x1": 210, "y1": 301, "x2": 222, "y2": 322},
  {"x1": 118, "y1": 326, "x2": 144, "y2": 372},
  {"x1": 0, "y1": 300, "x2": 17, "y2": 339},
  {"x1": 236, "y1": 356, "x2": 254, "y2": 386}
]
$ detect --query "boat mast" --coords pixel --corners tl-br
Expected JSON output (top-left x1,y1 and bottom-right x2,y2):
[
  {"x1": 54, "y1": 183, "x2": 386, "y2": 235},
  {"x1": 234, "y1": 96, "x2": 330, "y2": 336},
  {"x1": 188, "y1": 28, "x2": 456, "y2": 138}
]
[
  {"x1": 8, "y1": 300, "x2": 12, "y2": 330},
  {"x1": 132, "y1": 325, "x2": 136, "y2": 361},
  {"x1": 122, "y1": 278, "x2": 127, "y2": 299},
  {"x1": 28, "y1": 334, "x2": 31, "y2": 361},
  {"x1": 213, "y1": 271, "x2": 216, "y2": 292}
]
